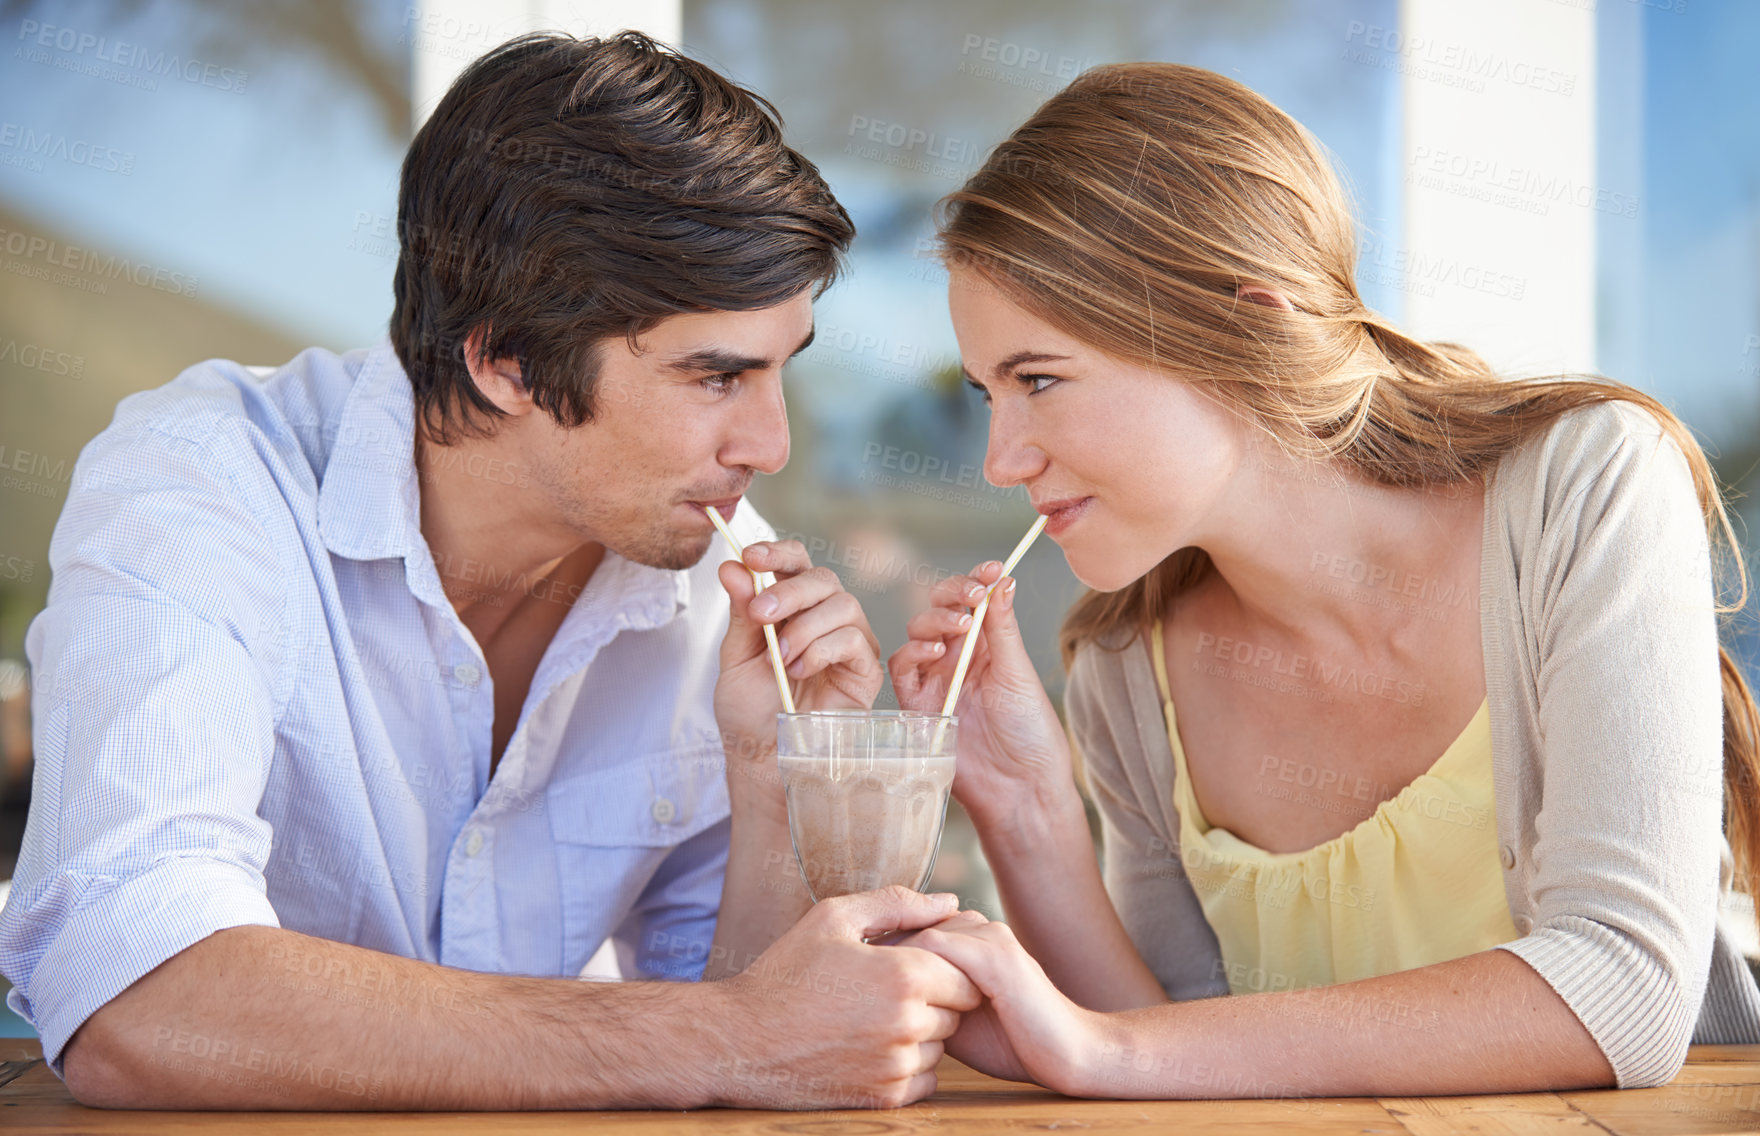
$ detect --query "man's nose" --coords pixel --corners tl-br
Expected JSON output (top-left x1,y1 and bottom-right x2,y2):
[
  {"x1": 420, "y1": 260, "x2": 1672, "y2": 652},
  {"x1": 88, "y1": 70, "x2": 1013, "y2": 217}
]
[{"x1": 725, "y1": 374, "x2": 790, "y2": 475}]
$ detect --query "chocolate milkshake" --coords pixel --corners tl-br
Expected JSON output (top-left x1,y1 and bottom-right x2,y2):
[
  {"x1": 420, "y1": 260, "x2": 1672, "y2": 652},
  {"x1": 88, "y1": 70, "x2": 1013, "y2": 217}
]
[{"x1": 779, "y1": 752, "x2": 957, "y2": 901}]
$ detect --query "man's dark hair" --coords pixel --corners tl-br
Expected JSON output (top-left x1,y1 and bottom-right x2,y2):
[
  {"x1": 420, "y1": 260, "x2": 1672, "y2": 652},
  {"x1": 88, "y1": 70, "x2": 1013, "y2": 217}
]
[{"x1": 390, "y1": 31, "x2": 855, "y2": 443}]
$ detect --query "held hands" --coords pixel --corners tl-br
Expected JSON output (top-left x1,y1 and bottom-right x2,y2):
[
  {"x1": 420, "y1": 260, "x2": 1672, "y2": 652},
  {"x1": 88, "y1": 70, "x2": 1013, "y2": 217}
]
[
  {"x1": 898, "y1": 909, "x2": 1109, "y2": 1098},
  {"x1": 887, "y1": 562, "x2": 1073, "y2": 825},
  {"x1": 711, "y1": 887, "x2": 982, "y2": 1109},
  {"x1": 715, "y1": 540, "x2": 883, "y2": 766}
]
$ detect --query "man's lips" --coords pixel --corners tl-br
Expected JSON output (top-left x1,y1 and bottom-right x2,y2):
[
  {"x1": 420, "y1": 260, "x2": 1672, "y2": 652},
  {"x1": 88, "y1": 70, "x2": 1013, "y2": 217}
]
[{"x1": 688, "y1": 495, "x2": 745, "y2": 520}]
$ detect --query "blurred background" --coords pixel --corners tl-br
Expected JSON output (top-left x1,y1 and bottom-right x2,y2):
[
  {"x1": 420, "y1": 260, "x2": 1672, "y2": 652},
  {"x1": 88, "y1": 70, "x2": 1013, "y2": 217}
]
[{"x1": 0, "y1": 0, "x2": 1756, "y2": 1033}]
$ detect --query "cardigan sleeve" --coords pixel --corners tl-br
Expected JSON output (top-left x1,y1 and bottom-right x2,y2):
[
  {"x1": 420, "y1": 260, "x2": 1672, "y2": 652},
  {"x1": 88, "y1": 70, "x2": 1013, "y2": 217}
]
[
  {"x1": 1497, "y1": 409, "x2": 1725, "y2": 1088},
  {"x1": 1067, "y1": 641, "x2": 1228, "y2": 1002}
]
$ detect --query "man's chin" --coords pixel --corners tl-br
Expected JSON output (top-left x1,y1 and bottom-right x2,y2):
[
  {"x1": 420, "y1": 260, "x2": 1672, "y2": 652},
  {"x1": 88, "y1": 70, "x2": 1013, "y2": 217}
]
[{"x1": 612, "y1": 527, "x2": 717, "y2": 573}]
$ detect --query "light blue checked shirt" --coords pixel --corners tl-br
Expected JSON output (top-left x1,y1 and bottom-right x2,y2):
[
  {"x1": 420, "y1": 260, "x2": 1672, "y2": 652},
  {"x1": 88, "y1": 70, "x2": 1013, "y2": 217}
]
[{"x1": 0, "y1": 341, "x2": 769, "y2": 1067}]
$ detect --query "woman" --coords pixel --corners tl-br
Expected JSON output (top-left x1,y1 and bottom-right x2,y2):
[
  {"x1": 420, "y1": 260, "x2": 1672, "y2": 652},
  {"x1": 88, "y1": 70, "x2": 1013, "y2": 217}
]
[{"x1": 888, "y1": 61, "x2": 1760, "y2": 1098}]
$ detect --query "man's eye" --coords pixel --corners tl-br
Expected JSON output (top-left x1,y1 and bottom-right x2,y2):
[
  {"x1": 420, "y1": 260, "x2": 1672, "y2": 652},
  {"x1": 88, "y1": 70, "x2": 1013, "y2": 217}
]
[{"x1": 702, "y1": 372, "x2": 741, "y2": 394}]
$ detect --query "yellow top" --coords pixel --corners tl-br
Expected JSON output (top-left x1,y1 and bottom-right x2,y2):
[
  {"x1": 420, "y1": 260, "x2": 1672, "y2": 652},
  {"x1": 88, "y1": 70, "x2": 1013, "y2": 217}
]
[{"x1": 1150, "y1": 622, "x2": 1518, "y2": 995}]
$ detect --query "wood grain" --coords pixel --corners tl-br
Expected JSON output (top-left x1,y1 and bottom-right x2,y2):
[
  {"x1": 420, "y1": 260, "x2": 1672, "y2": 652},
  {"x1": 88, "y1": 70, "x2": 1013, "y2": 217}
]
[{"x1": 4, "y1": 1042, "x2": 1759, "y2": 1134}]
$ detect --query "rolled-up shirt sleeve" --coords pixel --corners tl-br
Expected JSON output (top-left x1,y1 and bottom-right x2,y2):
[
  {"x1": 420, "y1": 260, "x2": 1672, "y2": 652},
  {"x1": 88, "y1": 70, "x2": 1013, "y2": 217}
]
[
  {"x1": 0, "y1": 421, "x2": 289, "y2": 1070},
  {"x1": 1496, "y1": 417, "x2": 1726, "y2": 1088}
]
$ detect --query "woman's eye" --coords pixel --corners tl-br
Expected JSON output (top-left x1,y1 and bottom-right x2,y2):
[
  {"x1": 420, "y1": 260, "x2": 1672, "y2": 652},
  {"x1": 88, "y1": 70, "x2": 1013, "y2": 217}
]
[{"x1": 1023, "y1": 374, "x2": 1061, "y2": 394}]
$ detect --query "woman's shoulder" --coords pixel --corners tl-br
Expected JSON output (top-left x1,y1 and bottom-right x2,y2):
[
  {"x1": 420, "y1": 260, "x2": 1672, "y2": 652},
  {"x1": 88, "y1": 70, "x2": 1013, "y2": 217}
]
[
  {"x1": 1066, "y1": 627, "x2": 1153, "y2": 731},
  {"x1": 1492, "y1": 397, "x2": 1689, "y2": 518}
]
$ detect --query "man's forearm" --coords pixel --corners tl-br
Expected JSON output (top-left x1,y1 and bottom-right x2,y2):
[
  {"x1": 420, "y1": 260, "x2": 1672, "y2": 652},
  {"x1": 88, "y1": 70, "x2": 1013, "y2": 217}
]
[{"x1": 63, "y1": 925, "x2": 735, "y2": 1110}]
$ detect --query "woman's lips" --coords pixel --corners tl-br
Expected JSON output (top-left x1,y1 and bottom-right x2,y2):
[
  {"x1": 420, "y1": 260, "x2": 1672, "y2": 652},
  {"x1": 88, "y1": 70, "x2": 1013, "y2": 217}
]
[{"x1": 1036, "y1": 496, "x2": 1093, "y2": 536}]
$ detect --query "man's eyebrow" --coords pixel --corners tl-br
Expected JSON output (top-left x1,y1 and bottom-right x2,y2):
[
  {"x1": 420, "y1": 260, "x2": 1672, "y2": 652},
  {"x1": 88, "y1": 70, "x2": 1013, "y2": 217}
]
[
  {"x1": 663, "y1": 348, "x2": 768, "y2": 375},
  {"x1": 662, "y1": 327, "x2": 816, "y2": 375}
]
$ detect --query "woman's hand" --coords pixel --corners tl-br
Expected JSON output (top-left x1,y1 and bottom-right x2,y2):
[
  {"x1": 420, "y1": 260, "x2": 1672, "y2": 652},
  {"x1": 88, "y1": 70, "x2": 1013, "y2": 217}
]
[
  {"x1": 888, "y1": 562, "x2": 1075, "y2": 827},
  {"x1": 899, "y1": 910, "x2": 1112, "y2": 1097},
  {"x1": 715, "y1": 541, "x2": 882, "y2": 790}
]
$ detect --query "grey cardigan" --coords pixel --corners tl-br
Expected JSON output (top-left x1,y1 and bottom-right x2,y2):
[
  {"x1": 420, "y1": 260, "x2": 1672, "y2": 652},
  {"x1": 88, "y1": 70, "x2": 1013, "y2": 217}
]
[{"x1": 1066, "y1": 401, "x2": 1760, "y2": 1089}]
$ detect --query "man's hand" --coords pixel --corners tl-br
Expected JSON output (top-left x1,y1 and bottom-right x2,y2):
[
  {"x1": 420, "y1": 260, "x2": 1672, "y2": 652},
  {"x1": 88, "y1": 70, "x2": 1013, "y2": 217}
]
[
  {"x1": 707, "y1": 886, "x2": 983, "y2": 1109},
  {"x1": 715, "y1": 539, "x2": 883, "y2": 784}
]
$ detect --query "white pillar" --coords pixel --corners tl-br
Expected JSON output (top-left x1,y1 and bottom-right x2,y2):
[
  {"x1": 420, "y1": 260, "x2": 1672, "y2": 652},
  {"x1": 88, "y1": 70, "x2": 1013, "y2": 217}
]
[
  {"x1": 1396, "y1": 0, "x2": 1598, "y2": 377},
  {"x1": 410, "y1": 0, "x2": 684, "y2": 130}
]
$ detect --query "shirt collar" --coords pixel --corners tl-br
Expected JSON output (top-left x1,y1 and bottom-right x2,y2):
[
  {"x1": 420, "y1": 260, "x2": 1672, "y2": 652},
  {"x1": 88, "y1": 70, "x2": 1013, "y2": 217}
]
[
  {"x1": 317, "y1": 340, "x2": 692, "y2": 624},
  {"x1": 317, "y1": 339, "x2": 424, "y2": 564}
]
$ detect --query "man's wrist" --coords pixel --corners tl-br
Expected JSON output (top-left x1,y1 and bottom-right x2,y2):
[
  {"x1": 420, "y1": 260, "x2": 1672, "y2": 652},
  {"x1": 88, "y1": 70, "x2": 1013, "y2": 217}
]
[{"x1": 674, "y1": 974, "x2": 752, "y2": 1108}]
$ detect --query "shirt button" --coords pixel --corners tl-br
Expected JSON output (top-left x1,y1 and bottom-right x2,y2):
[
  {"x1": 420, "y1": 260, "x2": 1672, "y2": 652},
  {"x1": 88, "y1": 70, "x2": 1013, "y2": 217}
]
[
  {"x1": 1514, "y1": 914, "x2": 1534, "y2": 935},
  {"x1": 464, "y1": 830, "x2": 484, "y2": 857},
  {"x1": 651, "y1": 797, "x2": 677, "y2": 824},
  {"x1": 455, "y1": 662, "x2": 482, "y2": 687},
  {"x1": 1500, "y1": 844, "x2": 1516, "y2": 870}
]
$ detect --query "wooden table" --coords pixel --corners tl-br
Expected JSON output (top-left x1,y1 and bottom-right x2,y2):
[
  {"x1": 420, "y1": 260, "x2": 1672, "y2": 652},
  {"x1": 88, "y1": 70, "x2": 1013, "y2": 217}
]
[{"x1": 6, "y1": 1039, "x2": 1760, "y2": 1133}]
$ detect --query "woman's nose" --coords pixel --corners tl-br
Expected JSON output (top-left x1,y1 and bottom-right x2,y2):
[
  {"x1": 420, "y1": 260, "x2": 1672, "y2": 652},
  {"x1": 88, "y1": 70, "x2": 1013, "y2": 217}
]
[{"x1": 983, "y1": 409, "x2": 1046, "y2": 489}]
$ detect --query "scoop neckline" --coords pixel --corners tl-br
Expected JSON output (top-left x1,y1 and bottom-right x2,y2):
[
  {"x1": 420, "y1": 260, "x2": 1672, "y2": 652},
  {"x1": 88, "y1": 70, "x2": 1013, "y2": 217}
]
[{"x1": 1148, "y1": 620, "x2": 1491, "y2": 862}]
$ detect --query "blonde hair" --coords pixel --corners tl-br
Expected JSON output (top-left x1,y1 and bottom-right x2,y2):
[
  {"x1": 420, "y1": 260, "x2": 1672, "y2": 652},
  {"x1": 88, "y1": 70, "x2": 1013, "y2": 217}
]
[{"x1": 938, "y1": 62, "x2": 1760, "y2": 903}]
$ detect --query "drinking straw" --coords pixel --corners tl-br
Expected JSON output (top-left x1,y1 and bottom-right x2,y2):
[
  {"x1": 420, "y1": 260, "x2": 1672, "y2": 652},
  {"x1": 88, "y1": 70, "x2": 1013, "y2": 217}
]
[
  {"x1": 938, "y1": 513, "x2": 1050, "y2": 721},
  {"x1": 702, "y1": 505, "x2": 796, "y2": 714}
]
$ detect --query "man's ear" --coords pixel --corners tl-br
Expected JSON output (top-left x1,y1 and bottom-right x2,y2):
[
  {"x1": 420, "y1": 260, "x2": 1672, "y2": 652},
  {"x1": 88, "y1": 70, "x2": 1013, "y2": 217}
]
[
  {"x1": 461, "y1": 327, "x2": 533, "y2": 416},
  {"x1": 1236, "y1": 284, "x2": 1296, "y2": 312}
]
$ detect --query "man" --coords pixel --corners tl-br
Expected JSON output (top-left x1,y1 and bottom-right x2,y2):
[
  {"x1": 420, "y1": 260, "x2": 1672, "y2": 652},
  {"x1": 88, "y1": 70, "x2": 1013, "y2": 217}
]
[{"x1": 0, "y1": 32, "x2": 976, "y2": 1110}]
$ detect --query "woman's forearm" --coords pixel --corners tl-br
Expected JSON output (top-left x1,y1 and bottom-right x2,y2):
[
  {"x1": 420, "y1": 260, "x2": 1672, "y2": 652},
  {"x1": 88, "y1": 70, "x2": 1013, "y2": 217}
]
[
  {"x1": 1082, "y1": 949, "x2": 1612, "y2": 1099},
  {"x1": 705, "y1": 752, "x2": 812, "y2": 979},
  {"x1": 971, "y1": 784, "x2": 1169, "y2": 1012}
]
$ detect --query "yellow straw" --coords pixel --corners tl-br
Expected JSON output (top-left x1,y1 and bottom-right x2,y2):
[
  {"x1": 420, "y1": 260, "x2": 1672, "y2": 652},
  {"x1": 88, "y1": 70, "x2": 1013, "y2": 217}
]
[
  {"x1": 938, "y1": 513, "x2": 1049, "y2": 721},
  {"x1": 702, "y1": 505, "x2": 796, "y2": 714}
]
